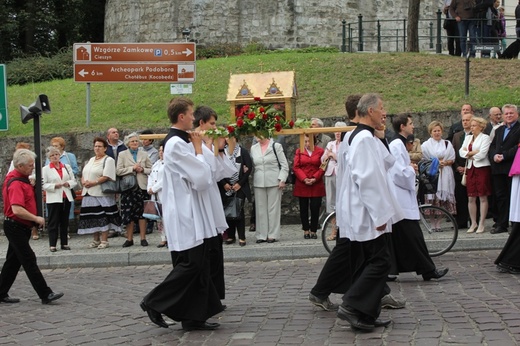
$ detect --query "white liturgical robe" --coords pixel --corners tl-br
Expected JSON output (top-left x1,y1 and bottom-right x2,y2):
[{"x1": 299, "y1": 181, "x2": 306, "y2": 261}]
[
  {"x1": 389, "y1": 137, "x2": 421, "y2": 221},
  {"x1": 162, "y1": 136, "x2": 212, "y2": 251},
  {"x1": 336, "y1": 127, "x2": 402, "y2": 242}
]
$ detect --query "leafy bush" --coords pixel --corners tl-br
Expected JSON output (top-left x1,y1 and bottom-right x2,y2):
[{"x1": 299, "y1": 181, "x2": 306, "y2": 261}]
[
  {"x1": 243, "y1": 41, "x2": 267, "y2": 55},
  {"x1": 197, "y1": 43, "x2": 243, "y2": 59},
  {"x1": 6, "y1": 48, "x2": 73, "y2": 85}
]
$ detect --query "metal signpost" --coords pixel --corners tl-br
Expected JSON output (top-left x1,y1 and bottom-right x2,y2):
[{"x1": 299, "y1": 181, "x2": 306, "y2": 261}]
[
  {"x1": 73, "y1": 42, "x2": 197, "y2": 126},
  {"x1": 0, "y1": 64, "x2": 8, "y2": 131}
]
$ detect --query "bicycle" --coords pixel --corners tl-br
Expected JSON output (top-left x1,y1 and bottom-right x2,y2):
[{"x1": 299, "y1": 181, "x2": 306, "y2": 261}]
[{"x1": 321, "y1": 204, "x2": 458, "y2": 257}]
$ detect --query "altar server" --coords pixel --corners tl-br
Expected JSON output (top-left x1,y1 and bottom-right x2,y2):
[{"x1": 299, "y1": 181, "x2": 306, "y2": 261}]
[
  {"x1": 336, "y1": 93, "x2": 402, "y2": 331},
  {"x1": 140, "y1": 97, "x2": 228, "y2": 331}
]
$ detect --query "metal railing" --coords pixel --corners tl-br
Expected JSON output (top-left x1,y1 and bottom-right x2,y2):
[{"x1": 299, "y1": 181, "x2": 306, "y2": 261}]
[{"x1": 340, "y1": 10, "x2": 516, "y2": 54}]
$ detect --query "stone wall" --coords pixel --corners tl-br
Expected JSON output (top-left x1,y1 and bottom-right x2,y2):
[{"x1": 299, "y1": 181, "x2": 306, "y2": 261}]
[
  {"x1": 1, "y1": 109, "x2": 488, "y2": 227},
  {"x1": 105, "y1": 0, "x2": 442, "y2": 51}
]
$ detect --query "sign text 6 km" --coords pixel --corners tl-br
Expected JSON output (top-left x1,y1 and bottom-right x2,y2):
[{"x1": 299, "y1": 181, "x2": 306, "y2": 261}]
[
  {"x1": 74, "y1": 63, "x2": 195, "y2": 83},
  {"x1": 74, "y1": 43, "x2": 196, "y2": 63}
]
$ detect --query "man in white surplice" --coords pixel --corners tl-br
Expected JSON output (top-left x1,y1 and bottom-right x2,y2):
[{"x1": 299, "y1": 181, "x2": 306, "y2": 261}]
[
  {"x1": 192, "y1": 105, "x2": 238, "y2": 300},
  {"x1": 387, "y1": 114, "x2": 449, "y2": 281},
  {"x1": 335, "y1": 93, "x2": 402, "y2": 332},
  {"x1": 141, "y1": 97, "x2": 235, "y2": 332}
]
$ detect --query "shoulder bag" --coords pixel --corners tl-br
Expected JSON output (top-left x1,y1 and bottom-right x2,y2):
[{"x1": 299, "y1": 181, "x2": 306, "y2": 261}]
[
  {"x1": 273, "y1": 142, "x2": 295, "y2": 184},
  {"x1": 100, "y1": 157, "x2": 118, "y2": 194}
]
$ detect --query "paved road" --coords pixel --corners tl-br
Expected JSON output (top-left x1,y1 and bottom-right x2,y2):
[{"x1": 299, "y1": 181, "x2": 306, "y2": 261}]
[
  {"x1": 0, "y1": 219, "x2": 510, "y2": 269},
  {"x1": 0, "y1": 249, "x2": 519, "y2": 345}
]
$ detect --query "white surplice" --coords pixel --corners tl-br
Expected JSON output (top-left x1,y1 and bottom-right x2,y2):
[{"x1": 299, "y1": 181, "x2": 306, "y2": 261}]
[
  {"x1": 389, "y1": 137, "x2": 420, "y2": 221},
  {"x1": 162, "y1": 136, "x2": 212, "y2": 251},
  {"x1": 199, "y1": 144, "x2": 238, "y2": 237},
  {"x1": 336, "y1": 129, "x2": 402, "y2": 242}
]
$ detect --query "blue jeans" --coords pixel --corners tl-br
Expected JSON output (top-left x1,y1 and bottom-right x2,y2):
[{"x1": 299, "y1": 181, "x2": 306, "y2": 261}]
[{"x1": 458, "y1": 20, "x2": 476, "y2": 56}]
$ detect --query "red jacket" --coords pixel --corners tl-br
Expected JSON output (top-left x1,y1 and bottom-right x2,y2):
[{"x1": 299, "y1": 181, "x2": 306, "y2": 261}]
[{"x1": 292, "y1": 147, "x2": 326, "y2": 198}]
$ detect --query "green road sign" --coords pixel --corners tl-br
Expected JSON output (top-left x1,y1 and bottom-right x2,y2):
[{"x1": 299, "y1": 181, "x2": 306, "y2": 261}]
[{"x1": 0, "y1": 64, "x2": 8, "y2": 131}]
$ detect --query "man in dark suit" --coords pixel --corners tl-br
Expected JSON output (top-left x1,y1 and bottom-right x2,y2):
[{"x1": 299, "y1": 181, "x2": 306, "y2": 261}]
[
  {"x1": 488, "y1": 105, "x2": 520, "y2": 234},
  {"x1": 452, "y1": 112, "x2": 473, "y2": 229},
  {"x1": 447, "y1": 104, "x2": 474, "y2": 142}
]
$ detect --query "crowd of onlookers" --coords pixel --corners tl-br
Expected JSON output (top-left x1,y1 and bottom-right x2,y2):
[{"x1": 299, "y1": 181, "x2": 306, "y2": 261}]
[
  {"x1": 6, "y1": 101, "x2": 520, "y2": 253},
  {"x1": 444, "y1": 0, "x2": 520, "y2": 57}
]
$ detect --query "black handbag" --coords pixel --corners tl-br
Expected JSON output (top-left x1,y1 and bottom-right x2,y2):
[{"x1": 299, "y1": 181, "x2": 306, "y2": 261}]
[
  {"x1": 224, "y1": 194, "x2": 244, "y2": 220},
  {"x1": 118, "y1": 174, "x2": 137, "y2": 192}
]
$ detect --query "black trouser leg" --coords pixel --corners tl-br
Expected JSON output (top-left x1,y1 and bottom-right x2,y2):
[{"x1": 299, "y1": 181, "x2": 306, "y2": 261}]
[
  {"x1": 299, "y1": 197, "x2": 310, "y2": 230},
  {"x1": 0, "y1": 220, "x2": 52, "y2": 299},
  {"x1": 309, "y1": 197, "x2": 322, "y2": 233}
]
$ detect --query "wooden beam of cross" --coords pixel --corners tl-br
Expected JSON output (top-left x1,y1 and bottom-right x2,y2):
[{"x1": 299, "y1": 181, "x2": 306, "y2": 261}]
[{"x1": 139, "y1": 126, "x2": 356, "y2": 152}]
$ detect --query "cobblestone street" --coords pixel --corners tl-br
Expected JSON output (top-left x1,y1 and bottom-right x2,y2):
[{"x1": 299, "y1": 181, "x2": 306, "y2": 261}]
[{"x1": 0, "y1": 250, "x2": 519, "y2": 345}]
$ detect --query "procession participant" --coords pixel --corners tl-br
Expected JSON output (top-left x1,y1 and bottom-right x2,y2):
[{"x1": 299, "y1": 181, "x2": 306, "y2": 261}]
[
  {"x1": 388, "y1": 114, "x2": 449, "y2": 281},
  {"x1": 0, "y1": 149, "x2": 64, "y2": 304},
  {"x1": 193, "y1": 105, "x2": 237, "y2": 300},
  {"x1": 140, "y1": 97, "x2": 226, "y2": 331},
  {"x1": 336, "y1": 93, "x2": 402, "y2": 331}
]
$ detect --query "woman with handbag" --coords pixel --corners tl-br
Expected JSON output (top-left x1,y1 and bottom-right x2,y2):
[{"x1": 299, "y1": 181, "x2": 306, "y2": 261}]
[
  {"x1": 459, "y1": 117, "x2": 492, "y2": 234},
  {"x1": 42, "y1": 146, "x2": 77, "y2": 252},
  {"x1": 147, "y1": 145, "x2": 166, "y2": 248},
  {"x1": 250, "y1": 137, "x2": 289, "y2": 243},
  {"x1": 117, "y1": 133, "x2": 152, "y2": 247},
  {"x1": 320, "y1": 122, "x2": 345, "y2": 241},
  {"x1": 219, "y1": 141, "x2": 252, "y2": 246},
  {"x1": 78, "y1": 137, "x2": 122, "y2": 249},
  {"x1": 294, "y1": 134, "x2": 326, "y2": 239}
]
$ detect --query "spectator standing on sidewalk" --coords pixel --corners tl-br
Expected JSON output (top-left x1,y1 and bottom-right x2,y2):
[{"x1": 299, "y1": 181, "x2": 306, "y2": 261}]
[
  {"x1": 293, "y1": 134, "x2": 325, "y2": 240},
  {"x1": 140, "y1": 129, "x2": 159, "y2": 235},
  {"x1": 488, "y1": 104, "x2": 520, "y2": 234},
  {"x1": 147, "y1": 145, "x2": 166, "y2": 248},
  {"x1": 42, "y1": 146, "x2": 77, "y2": 252},
  {"x1": 0, "y1": 149, "x2": 64, "y2": 305}
]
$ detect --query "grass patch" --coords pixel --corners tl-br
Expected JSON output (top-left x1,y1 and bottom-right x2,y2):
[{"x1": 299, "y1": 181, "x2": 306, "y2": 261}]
[{"x1": 2, "y1": 52, "x2": 519, "y2": 137}]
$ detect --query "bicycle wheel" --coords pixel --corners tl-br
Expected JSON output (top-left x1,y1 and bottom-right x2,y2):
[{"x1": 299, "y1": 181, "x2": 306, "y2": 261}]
[
  {"x1": 321, "y1": 212, "x2": 337, "y2": 254},
  {"x1": 418, "y1": 205, "x2": 458, "y2": 257}
]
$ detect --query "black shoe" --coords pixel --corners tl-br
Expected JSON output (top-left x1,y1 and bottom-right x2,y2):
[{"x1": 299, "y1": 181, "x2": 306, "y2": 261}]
[
  {"x1": 266, "y1": 238, "x2": 277, "y2": 243},
  {"x1": 422, "y1": 268, "x2": 449, "y2": 281},
  {"x1": 140, "y1": 239, "x2": 148, "y2": 247},
  {"x1": 386, "y1": 276, "x2": 397, "y2": 282},
  {"x1": 491, "y1": 228, "x2": 508, "y2": 234},
  {"x1": 256, "y1": 239, "x2": 266, "y2": 243},
  {"x1": 122, "y1": 240, "x2": 134, "y2": 247},
  {"x1": 337, "y1": 305, "x2": 375, "y2": 331},
  {"x1": 310, "y1": 233, "x2": 318, "y2": 239},
  {"x1": 496, "y1": 263, "x2": 520, "y2": 274},
  {"x1": 61, "y1": 245, "x2": 71, "y2": 250},
  {"x1": 140, "y1": 300, "x2": 168, "y2": 328},
  {"x1": 0, "y1": 296, "x2": 20, "y2": 303},
  {"x1": 225, "y1": 238, "x2": 236, "y2": 245},
  {"x1": 42, "y1": 292, "x2": 64, "y2": 304},
  {"x1": 181, "y1": 320, "x2": 220, "y2": 331},
  {"x1": 249, "y1": 224, "x2": 256, "y2": 232},
  {"x1": 239, "y1": 240, "x2": 246, "y2": 247},
  {"x1": 157, "y1": 242, "x2": 167, "y2": 248},
  {"x1": 374, "y1": 319, "x2": 392, "y2": 327},
  {"x1": 304, "y1": 233, "x2": 311, "y2": 239}
]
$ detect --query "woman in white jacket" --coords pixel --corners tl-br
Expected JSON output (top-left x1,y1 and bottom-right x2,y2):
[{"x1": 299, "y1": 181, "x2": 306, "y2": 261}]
[
  {"x1": 147, "y1": 145, "x2": 166, "y2": 247},
  {"x1": 42, "y1": 146, "x2": 77, "y2": 252},
  {"x1": 459, "y1": 117, "x2": 492, "y2": 234}
]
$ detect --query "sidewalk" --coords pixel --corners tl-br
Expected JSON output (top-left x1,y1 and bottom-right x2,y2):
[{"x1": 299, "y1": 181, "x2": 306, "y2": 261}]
[{"x1": 0, "y1": 219, "x2": 509, "y2": 269}]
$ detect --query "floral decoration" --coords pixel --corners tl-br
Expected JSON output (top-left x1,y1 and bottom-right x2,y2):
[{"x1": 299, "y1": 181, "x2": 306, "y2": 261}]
[{"x1": 206, "y1": 97, "x2": 310, "y2": 140}]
